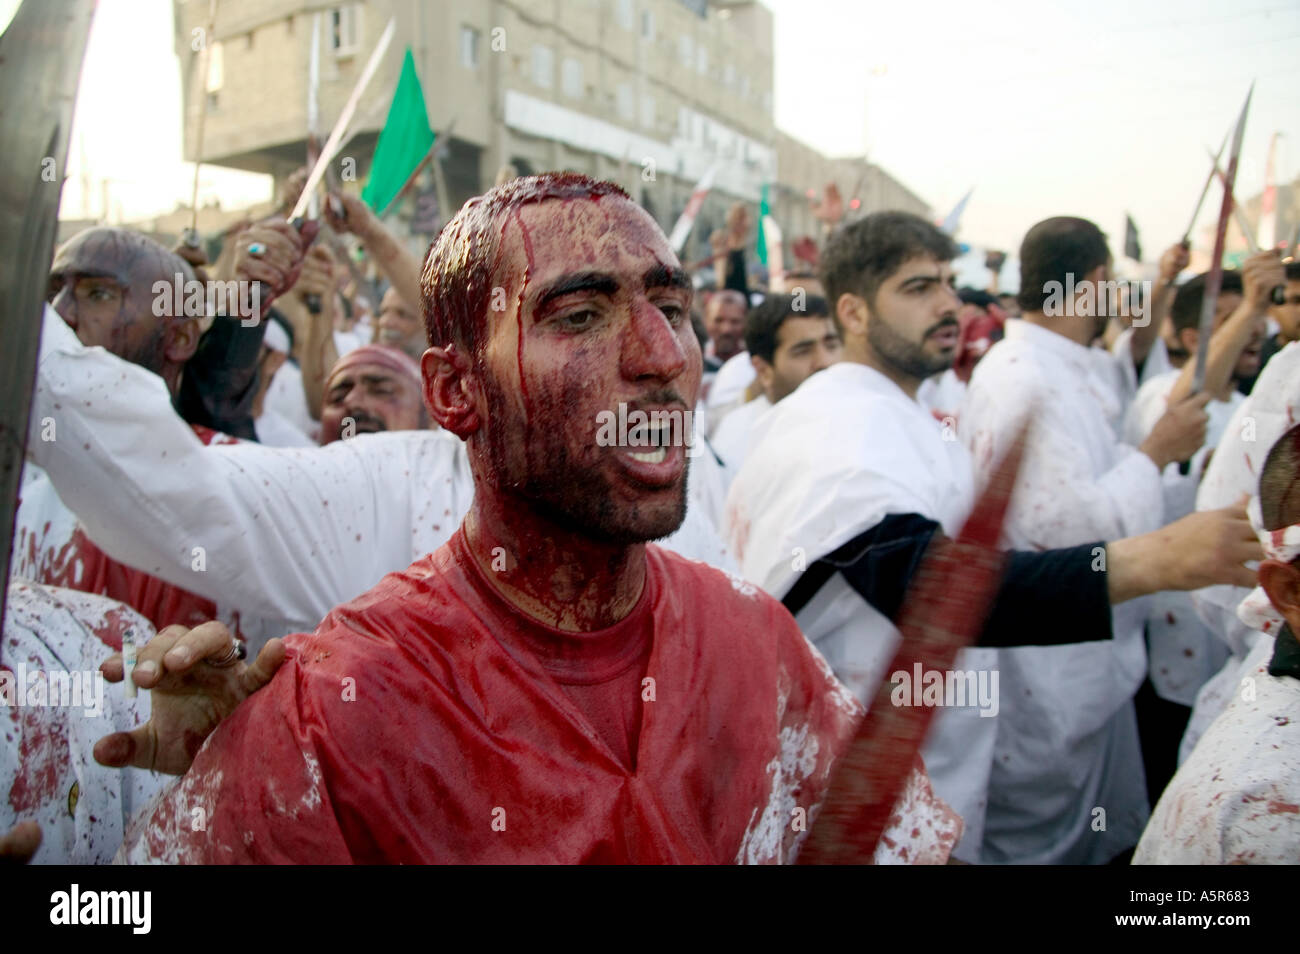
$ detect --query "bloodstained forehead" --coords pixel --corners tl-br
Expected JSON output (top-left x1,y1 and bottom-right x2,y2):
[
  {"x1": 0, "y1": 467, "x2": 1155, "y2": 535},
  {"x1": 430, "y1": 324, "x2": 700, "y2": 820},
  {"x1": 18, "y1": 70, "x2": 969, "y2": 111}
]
[
  {"x1": 420, "y1": 172, "x2": 632, "y2": 356},
  {"x1": 52, "y1": 227, "x2": 193, "y2": 290}
]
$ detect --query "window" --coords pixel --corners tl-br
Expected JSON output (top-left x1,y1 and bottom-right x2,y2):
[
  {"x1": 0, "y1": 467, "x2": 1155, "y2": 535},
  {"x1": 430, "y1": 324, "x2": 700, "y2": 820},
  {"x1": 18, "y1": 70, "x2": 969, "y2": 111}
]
[
  {"x1": 205, "y1": 41, "x2": 224, "y2": 92},
  {"x1": 616, "y1": 83, "x2": 634, "y2": 121},
  {"x1": 678, "y1": 35, "x2": 693, "y2": 66},
  {"x1": 460, "y1": 26, "x2": 480, "y2": 69},
  {"x1": 640, "y1": 9, "x2": 654, "y2": 40},
  {"x1": 531, "y1": 44, "x2": 554, "y2": 88},
  {"x1": 562, "y1": 57, "x2": 583, "y2": 98},
  {"x1": 331, "y1": 4, "x2": 360, "y2": 56},
  {"x1": 696, "y1": 45, "x2": 708, "y2": 75},
  {"x1": 723, "y1": 64, "x2": 734, "y2": 88},
  {"x1": 616, "y1": 0, "x2": 634, "y2": 30}
]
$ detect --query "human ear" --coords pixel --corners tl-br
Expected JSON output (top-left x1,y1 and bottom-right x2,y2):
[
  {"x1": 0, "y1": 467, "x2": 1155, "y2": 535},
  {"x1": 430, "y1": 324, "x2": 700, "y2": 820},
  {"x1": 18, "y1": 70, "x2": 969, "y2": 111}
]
[{"x1": 422, "y1": 344, "x2": 480, "y2": 438}]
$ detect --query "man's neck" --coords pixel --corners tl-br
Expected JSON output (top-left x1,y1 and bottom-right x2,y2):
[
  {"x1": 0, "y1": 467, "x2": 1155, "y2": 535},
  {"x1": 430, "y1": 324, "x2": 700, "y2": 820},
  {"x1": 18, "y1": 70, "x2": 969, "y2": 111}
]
[
  {"x1": 843, "y1": 341, "x2": 922, "y2": 401},
  {"x1": 462, "y1": 491, "x2": 647, "y2": 633},
  {"x1": 1021, "y1": 310, "x2": 1093, "y2": 348}
]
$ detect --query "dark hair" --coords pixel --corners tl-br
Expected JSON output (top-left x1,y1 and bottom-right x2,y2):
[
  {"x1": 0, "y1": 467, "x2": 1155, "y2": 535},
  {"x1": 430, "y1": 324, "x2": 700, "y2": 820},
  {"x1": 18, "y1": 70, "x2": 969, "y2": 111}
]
[
  {"x1": 744, "y1": 293, "x2": 830, "y2": 364},
  {"x1": 1286, "y1": 261, "x2": 1300, "y2": 283},
  {"x1": 1169, "y1": 271, "x2": 1245, "y2": 334},
  {"x1": 818, "y1": 211, "x2": 957, "y2": 330},
  {"x1": 1260, "y1": 422, "x2": 1300, "y2": 531},
  {"x1": 421, "y1": 172, "x2": 632, "y2": 356},
  {"x1": 1016, "y1": 217, "x2": 1110, "y2": 313},
  {"x1": 957, "y1": 287, "x2": 998, "y2": 309}
]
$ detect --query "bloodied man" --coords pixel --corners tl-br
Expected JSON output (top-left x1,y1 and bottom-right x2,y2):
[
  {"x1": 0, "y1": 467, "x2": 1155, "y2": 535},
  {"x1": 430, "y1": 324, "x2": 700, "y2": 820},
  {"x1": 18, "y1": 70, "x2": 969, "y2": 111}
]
[
  {"x1": 117, "y1": 173, "x2": 960, "y2": 864},
  {"x1": 46, "y1": 228, "x2": 205, "y2": 395}
]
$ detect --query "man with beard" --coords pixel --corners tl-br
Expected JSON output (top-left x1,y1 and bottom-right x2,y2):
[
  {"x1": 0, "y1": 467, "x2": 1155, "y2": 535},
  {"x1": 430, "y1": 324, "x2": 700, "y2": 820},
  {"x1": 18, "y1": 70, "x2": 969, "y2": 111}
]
[
  {"x1": 112, "y1": 173, "x2": 958, "y2": 864},
  {"x1": 15, "y1": 227, "x2": 303, "y2": 641},
  {"x1": 318, "y1": 344, "x2": 427, "y2": 444},
  {"x1": 724, "y1": 211, "x2": 1257, "y2": 862},
  {"x1": 961, "y1": 216, "x2": 1215, "y2": 863}
]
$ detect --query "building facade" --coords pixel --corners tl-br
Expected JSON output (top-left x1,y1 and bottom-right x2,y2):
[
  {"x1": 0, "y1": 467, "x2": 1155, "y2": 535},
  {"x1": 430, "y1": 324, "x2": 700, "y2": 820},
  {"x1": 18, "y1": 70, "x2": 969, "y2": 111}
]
[{"x1": 174, "y1": 0, "x2": 929, "y2": 264}]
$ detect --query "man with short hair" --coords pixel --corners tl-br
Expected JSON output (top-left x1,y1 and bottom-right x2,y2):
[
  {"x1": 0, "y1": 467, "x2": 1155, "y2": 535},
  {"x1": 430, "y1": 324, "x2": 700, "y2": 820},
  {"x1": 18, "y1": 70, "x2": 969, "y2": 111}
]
[
  {"x1": 1238, "y1": 259, "x2": 1300, "y2": 394},
  {"x1": 962, "y1": 216, "x2": 1217, "y2": 863},
  {"x1": 726, "y1": 211, "x2": 1259, "y2": 862},
  {"x1": 114, "y1": 173, "x2": 954, "y2": 865},
  {"x1": 319, "y1": 344, "x2": 427, "y2": 445},
  {"x1": 1134, "y1": 423, "x2": 1300, "y2": 863},
  {"x1": 711, "y1": 293, "x2": 841, "y2": 482},
  {"x1": 704, "y1": 289, "x2": 747, "y2": 368}
]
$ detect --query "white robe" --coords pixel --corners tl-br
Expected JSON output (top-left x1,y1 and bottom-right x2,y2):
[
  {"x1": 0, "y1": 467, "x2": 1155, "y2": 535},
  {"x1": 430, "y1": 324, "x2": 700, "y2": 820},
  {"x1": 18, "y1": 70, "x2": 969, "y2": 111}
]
[
  {"x1": 963, "y1": 319, "x2": 1160, "y2": 864},
  {"x1": 710, "y1": 394, "x2": 771, "y2": 489},
  {"x1": 1134, "y1": 634, "x2": 1300, "y2": 864},
  {"x1": 917, "y1": 368, "x2": 967, "y2": 424},
  {"x1": 1182, "y1": 340, "x2": 1300, "y2": 763},
  {"x1": 1121, "y1": 369, "x2": 1242, "y2": 707},
  {"x1": 28, "y1": 305, "x2": 737, "y2": 642},
  {"x1": 724, "y1": 361, "x2": 996, "y2": 860},
  {"x1": 1, "y1": 581, "x2": 167, "y2": 864},
  {"x1": 1109, "y1": 327, "x2": 1171, "y2": 418},
  {"x1": 705, "y1": 350, "x2": 757, "y2": 435}
]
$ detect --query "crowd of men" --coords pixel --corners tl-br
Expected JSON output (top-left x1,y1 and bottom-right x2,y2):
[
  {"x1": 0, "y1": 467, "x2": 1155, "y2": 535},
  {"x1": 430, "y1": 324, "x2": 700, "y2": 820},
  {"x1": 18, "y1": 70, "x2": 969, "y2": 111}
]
[{"x1": 2, "y1": 166, "x2": 1298, "y2": 865}]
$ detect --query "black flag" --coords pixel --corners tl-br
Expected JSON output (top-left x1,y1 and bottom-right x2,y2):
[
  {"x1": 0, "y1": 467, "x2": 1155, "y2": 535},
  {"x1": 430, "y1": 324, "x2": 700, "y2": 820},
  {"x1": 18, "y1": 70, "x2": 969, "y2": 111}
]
[{"x1": 1124, "y1": 213, "x2": 1142, "y2": 262}]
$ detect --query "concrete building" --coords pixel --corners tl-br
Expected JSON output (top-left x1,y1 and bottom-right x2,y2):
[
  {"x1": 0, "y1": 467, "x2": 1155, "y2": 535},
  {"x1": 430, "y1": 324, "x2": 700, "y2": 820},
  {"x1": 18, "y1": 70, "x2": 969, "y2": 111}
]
[{"x1": 174, "y1": 0, "x2": 929, "y2": 266}]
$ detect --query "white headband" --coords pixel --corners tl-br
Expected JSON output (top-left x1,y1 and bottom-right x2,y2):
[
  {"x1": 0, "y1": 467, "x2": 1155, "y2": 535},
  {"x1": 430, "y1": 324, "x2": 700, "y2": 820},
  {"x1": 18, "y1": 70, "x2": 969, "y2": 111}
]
[{"x1": 1236, "y1": 495, "x2": 1300, "y2": 636}]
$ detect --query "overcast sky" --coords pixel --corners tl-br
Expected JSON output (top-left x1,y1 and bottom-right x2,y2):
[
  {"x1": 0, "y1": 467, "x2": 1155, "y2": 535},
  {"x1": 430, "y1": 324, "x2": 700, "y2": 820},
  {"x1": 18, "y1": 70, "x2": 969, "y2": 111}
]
[{"x1": 5, "y1": 0, "x2": 1298, "y2": 258}]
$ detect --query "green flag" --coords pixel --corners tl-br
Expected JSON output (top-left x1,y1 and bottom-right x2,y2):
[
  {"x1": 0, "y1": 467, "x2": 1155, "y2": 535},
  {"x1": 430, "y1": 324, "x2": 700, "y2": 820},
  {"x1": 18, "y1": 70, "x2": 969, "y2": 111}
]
[
  {"x1": 755, "y1": 182, "x2": 770, "y2": 265},
  {"x1": 362, "y1": 48, "x2": 434, "y2": 214}
]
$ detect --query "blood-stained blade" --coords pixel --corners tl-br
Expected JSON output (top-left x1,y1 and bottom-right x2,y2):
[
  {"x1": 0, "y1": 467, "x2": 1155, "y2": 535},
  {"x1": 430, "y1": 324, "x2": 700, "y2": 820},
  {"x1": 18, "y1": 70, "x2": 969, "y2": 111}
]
[
  {"x1": 1207, "y1": 148, "x2": 1259, "y2": 254},
  {"x1": 1181, "y1": 131, "x2": 1228, "y2": 246},
  {"x1": 289, "y1": 16, "x2": 396, "y2": 222},
  {"x1": 798, "y1": 421, "x2": 1030, "y2": 864},
  {"x1": 1191, "y1": 84, "x2": 1252, "y2": 396}
]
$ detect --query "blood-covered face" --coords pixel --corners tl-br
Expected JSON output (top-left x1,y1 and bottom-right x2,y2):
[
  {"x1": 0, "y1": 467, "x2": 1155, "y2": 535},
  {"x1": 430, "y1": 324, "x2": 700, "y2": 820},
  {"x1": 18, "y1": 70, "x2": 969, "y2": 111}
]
[
  {"x1": 47, "y1": 228, "x2": 194, "y2": 374},
  {"x1": 470, "y1": 196, "x2": 699, "y2": 544}
]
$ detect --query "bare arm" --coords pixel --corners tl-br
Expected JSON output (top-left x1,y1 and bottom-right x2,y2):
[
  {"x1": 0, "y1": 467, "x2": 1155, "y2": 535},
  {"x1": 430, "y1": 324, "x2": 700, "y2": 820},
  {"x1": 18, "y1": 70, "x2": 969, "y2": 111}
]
[{"x1": 325, "y1": 192, "x2": 422, "y2": 314}]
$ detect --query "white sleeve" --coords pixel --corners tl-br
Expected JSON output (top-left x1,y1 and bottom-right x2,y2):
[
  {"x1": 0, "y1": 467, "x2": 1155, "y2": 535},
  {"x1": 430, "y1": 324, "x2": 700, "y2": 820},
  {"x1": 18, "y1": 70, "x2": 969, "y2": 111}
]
[
  {"x1": 964, "y1": 365, "x2": 1163, "y2": 548},
  {"x1": 27, "y1": 305, "x2": 468, "y2": 628}
]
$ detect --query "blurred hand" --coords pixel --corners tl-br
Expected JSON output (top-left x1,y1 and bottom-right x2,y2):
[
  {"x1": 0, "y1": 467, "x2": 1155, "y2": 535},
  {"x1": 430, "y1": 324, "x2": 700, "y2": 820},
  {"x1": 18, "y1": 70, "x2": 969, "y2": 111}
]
[
  {"x1": 810, "y1": 183, "x2": 844, "y2": 226},
  {"x1": 1157, "y1": 242, "x2": 1191, "y2": 285},
  {"x1": 1141, "y1": 391, "x2": 1210, "y2": 470},
  {"x1": 94, "y1": 622, "x2": 286, "y2": 776},
  {"x1": 1241, "y1": 249, "x2": 1285, "y2": 310},
  {"x1": 324, "y1": 190, "x2": 379, "y2": 241},
  {"x1": 294, "y1": 244, "x2": 339, "y2": 303},
  {"x1": 0, "y1": 821, "x2": 41, "y2": 864},
  {"x1": 1159, "y1": 499, "x2": 1262, "y2": 591},
  {"x1": 277, "y1": 166, "x2": 311, "y2": 217}
]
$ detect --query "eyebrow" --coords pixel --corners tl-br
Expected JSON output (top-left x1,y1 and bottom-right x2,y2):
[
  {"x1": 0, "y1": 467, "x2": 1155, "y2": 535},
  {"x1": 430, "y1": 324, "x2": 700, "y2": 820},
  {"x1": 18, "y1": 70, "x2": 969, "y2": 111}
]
[
  {"x1": 897, "y1": 272, "x2": 953, "y2": 290},
  {"x1": 643, "y1": 263, "x2": 691, "y2": 291},
  {"x1": 536, "y1": 271, "x2": 620, "y2": 312}
]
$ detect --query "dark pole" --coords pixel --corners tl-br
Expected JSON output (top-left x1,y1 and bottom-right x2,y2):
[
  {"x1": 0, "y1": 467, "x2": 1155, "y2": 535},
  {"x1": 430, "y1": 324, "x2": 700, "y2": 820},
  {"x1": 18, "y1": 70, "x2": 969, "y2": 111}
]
[{"x1": 0, "y1": 0, "x2": 97, "y2": 630}]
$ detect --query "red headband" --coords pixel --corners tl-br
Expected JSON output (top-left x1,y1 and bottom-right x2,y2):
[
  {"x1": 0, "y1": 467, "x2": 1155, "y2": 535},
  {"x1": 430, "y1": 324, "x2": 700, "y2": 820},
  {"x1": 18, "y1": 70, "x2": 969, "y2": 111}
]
[{"x1": 327, "y1": 345, "x2": 422, "y2": 391}]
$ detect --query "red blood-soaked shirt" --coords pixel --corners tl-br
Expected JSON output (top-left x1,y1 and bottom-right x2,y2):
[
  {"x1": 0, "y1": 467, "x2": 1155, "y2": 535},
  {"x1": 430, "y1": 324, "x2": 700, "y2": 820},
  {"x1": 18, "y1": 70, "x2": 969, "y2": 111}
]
[{"x1": 125, "y1": 531, "x2": 959, "y2": 864}]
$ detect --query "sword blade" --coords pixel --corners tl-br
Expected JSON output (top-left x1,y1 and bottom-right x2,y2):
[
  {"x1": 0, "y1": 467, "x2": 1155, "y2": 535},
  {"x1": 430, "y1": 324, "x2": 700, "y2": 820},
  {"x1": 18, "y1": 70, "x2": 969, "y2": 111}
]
[
  {"x1": 1191, "y1": 84, "x2": 1253, "y2": 395},
  {"x1": 798, "y1": 421, "x2": 1030, "y2": 864},
  {"x1": 289, "y1": 16, "x2": 397, "y2": 222}
]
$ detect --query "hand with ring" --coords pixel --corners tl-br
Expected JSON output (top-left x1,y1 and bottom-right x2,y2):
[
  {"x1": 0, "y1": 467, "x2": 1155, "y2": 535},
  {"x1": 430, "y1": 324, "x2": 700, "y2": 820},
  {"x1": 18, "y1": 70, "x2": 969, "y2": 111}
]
[
  {"x1": 95, "y1": 622, "x2": 286, "y2": 775},
  {"x1": 233, "y1": 219, "x2": 320, "y2": 313}
]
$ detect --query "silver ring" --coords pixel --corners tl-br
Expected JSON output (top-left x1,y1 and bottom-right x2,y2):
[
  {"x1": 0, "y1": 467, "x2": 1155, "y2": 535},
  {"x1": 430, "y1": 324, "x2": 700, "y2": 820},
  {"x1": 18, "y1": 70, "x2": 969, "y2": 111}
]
[
  {"x1": 208, "y1": 640, "x2": 247, "y2": 668},
  {"x1": 247, "y1": 242, "x2": 267, "y2": 257}
]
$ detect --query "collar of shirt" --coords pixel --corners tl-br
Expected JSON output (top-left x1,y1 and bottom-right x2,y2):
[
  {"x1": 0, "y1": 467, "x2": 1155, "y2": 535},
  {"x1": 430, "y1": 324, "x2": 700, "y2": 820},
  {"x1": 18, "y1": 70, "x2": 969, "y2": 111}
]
[
  {"x1": 1003, "y1": 318, "x2": 1096, "y2": 374},
  {"x1": 449, "y1": 529, "x2": 654, "y2": 686},
  {"x1": 823, "y1": 360, "x2": 918, "y2": 405},
  {"x1": 1269, "y1": 624, "x2": 1300, "y2": 681}
]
